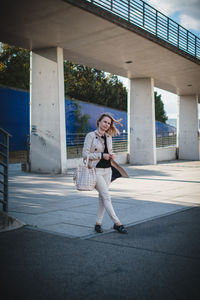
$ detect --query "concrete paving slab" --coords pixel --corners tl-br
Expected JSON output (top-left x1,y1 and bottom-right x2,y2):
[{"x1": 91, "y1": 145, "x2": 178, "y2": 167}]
[
  {"x1": 6, "y1": 161, "x2": 200, "y2": 237},
  {"x1": 9, "y1": 198, "x2": 97, "y2": 214},
  {"x1": 10, "y1": 210, "x2": 95, "y2": 227},
  {"x1": 39, "y1": 223, "x2": 94, "y2": 238}
]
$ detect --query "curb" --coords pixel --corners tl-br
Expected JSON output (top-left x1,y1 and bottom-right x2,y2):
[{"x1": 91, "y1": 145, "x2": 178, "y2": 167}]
[{"x1": 0, "y1": 211, "x2": 24, "y2": 233}]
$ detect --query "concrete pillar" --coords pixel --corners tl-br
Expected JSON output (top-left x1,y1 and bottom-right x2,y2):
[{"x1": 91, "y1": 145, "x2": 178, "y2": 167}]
[
  {"x1": 128, "y1": 78, "x2": 156, "y2": 165},
  {"x1": 30, "y1": 47, "x2": 67, "y2": 173},
  {"x1": 177, "y1": 95, "x2": 199, "y2": 160}
]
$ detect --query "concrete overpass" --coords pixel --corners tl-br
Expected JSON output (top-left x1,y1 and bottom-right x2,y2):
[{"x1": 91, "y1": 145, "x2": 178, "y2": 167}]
[{"x1": 1, "y1": 0, "x2": 200, "y2": 172}]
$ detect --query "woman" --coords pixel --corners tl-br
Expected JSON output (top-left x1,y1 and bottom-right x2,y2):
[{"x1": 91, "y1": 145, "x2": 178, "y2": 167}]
[{"x1": 82, "y1": 113, "x2": 128, "y2": 234}]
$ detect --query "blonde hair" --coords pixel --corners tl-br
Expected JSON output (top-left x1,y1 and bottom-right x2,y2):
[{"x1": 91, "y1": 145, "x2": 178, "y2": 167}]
[{"x1": 96, "y1": 113, "x2": 122, "y2": 136}]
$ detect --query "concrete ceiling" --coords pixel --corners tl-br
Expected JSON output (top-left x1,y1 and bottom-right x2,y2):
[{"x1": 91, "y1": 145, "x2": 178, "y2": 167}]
[{"x1": 0, "y1": 0, "x2": 200, "y2": 98}]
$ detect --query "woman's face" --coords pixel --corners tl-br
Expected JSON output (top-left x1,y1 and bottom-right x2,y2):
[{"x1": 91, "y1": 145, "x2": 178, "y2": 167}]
[{"x1": 98, "y1": 116, "x2": 112, "y2": 132}]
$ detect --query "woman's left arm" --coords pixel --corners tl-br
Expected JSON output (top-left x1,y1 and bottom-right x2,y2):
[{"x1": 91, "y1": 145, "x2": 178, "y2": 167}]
[{"x1": 108, "y1": 136, "x2": 115, "y2": 160}]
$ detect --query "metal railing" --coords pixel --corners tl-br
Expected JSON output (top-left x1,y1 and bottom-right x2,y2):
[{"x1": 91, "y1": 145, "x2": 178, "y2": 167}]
[
  {"x1": 66, "y1": 132, "x2": 128, "y2": 158},
  {"x1": 156, "y1": 132, "x2": 176, "y2": 148},
  {"x1": 66, "y1": 132, "x2": 176, "y2": 158},
  {"x1": 0, "y1": 128, "x2": 11, "y2": 212},
  {"x1": 87, "y1": 0, "x2": 200, "y2": 60}
]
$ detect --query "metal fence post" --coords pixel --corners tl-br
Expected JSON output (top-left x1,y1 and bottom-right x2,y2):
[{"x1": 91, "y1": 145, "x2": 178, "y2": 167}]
[
  {"x1": 143, "y1": 1, "x2": 145, "y2": 27},
  {"x1": 3, "y1": 134, "x2": 9, "y2": 212},
  {"x1": 128, "y1": 0, "x2": 130, "y2": 22},
  {"x1": 155, "y1": 10, "x2": 158, "y2": 36},
  {"x1": 177, "y1": 24, "x2": 180, "y2": 48},
  {"x1": 195, "y1": 36, "x2": 197, "y2": 58},
  {"x1": 0, "y1": 128, "x2": 11, "y2": 212}
]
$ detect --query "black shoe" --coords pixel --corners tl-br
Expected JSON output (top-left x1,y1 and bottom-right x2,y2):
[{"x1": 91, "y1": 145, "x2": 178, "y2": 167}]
[
  {"x1": 95, "y1": 224, "x2": 103, "y2": 233},
  {"x1": 113, "y1": 224, "x2": 128, "y2": 234}
]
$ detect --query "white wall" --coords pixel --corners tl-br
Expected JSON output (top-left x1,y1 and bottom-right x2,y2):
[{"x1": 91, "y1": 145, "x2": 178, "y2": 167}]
[{"x1": 156, "y1": 147, "x2": 177, "y2": 162}]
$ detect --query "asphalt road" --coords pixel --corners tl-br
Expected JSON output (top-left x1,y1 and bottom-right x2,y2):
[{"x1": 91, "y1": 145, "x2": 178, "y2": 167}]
[{"x1": 1, "y1": 207, "x2": 200, "y2": 300}]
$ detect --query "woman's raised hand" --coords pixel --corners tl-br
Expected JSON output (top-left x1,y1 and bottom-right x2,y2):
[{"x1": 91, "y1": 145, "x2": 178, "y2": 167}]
[
  {"x1": 103, "y1": 153, "x2": 115, "y2": 160},
  {"x1": 109, "y1": 154, "x2": 115, "y2": 160},
  {"x1": 103, "y1": 153, "x2": 110, "y2": 160}
]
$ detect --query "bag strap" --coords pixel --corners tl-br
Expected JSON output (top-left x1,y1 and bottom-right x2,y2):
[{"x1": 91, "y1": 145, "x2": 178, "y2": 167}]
[
  {"x1": 84, "y1": 133, "x2": 96, "y2": 167},
  {"x1": 85, "y1": 155, "x2": 89, "y2": 168}
]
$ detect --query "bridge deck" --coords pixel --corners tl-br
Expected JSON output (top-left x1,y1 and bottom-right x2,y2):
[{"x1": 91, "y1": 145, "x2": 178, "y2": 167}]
[{"x1": 0, "y1": 0, "x2": 199, "y2": 97}]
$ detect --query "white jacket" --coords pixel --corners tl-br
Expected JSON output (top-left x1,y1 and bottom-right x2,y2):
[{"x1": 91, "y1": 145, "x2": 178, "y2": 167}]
[{"x1": 82, "y1": 130, "x2": 113, "y2": 168}]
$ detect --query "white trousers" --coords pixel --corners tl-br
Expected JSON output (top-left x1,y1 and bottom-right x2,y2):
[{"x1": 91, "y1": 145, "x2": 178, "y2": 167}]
[{"x1": 95, "y1": 167, "x2": 120, "y2": 225}]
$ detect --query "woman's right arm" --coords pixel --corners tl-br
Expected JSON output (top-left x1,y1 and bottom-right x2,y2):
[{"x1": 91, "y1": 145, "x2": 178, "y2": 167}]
[{"x1": 82, "y1": 133, "x2": 102, "y2": 161}]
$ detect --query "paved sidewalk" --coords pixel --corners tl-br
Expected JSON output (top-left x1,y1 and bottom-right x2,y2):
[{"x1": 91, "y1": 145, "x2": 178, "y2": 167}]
[{"x1": 6, "y1": 160, "x2": 200, "y2": 237}]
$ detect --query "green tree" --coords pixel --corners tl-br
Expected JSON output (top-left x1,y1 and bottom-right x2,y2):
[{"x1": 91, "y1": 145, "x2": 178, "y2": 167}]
[
  {"x1": 154, "y1": 91, "x2": 168, "y2": 123},
  {"x1": 0, "y1": 44, "x2": 30, "y2": 89},
  {"x1": 73, "y1": 100, "x2": 90, "y2": 133},
  {"x1": 64, "y1": 61, "x2": 127, "y2": 111}
]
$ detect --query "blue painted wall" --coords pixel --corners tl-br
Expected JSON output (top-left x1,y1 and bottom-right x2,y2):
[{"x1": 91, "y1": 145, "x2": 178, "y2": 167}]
[
  {"x1": 0, "y1": 85, "x2": 175, "y2": 151},
  {"x1": 76, "y1": 100, "x2": 127, "y2": 132},
  {"x1": 0, "y1": 86, "x2": 29, "y2": 151}
]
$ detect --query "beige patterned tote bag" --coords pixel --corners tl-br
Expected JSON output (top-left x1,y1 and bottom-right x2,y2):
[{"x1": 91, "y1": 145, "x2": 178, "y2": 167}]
[{"x1": 73, "y1": 156, "x2": 97, "y2": 191}]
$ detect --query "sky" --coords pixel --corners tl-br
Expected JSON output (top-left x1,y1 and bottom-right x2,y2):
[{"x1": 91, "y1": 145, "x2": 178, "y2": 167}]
[{"x1": 119, "y1": 0, "x2": 200, "y2": 119}]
